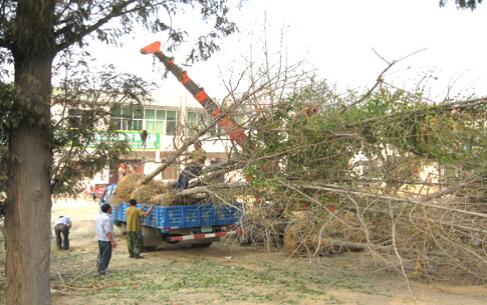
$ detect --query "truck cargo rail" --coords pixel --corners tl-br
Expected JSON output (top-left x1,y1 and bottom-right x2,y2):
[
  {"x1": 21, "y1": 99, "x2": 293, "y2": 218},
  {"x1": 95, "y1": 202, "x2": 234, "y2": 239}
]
[{"x1": 113, "y1": 203, "x2": 241, "y2": 232}]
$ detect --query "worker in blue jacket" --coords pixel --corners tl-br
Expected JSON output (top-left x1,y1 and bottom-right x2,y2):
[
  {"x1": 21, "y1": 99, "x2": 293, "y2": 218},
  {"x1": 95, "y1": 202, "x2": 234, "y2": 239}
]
[{"x1": 99, "y1": 183, "x2": 117, "y2": 213}]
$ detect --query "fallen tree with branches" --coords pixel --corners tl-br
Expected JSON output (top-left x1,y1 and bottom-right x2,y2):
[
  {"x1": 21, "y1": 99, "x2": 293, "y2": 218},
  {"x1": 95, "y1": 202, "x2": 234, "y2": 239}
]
[
  {"x1": 109, "y1": 42, "x2": 487, "y2": 284},
  {"x1": 230, "y1": 78, "x2": 487, "y2": 283}
]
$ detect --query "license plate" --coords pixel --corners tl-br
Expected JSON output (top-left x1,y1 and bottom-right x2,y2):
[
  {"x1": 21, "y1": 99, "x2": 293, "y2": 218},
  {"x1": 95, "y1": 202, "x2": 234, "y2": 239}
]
[{"x1": 201, "y1": 226, "x2": 212, "y2": 233}]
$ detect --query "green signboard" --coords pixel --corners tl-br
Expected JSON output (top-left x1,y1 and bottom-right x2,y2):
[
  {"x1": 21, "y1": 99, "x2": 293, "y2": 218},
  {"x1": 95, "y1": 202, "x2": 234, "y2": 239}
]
[{"x1": 92, "y1": 130, "x2": 160, "y2": 150}]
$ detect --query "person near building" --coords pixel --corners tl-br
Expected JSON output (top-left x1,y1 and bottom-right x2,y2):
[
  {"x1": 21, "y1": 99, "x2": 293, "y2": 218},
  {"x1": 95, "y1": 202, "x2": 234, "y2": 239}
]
[
  {"x1": 96, "y1": 203, "x2": 117, "y2": 276},
  {"x1": 90, "y1": 185, "x2": 97, "y2": 202},
  {"x1": 99, "y1": 183, "x2": 117, "y2": 214},
  {"x1": 118, "y1": 162, "x2": 127, "y2": 178},
  {"x1": 126, "y1": 198, "x2": 153, "y2": 259},
  {"x1": 100, "y1": 183, "x2": 117, "y2": 204},
  {"x1": 173, "y1": 140, "x2": 207, "y2": 190},
  {"x1": 54, "y1": 215, "x2": 72, "y2": 250},
  {"x1": 126, "y1": 164, "x2": 135, "y2": 175}
]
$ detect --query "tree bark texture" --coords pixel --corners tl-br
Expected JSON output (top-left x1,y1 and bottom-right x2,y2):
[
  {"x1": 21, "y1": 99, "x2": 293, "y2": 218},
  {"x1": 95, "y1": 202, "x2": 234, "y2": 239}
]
[{"x1": 5, "y1": 1, "x2": 56, "y2": 304}]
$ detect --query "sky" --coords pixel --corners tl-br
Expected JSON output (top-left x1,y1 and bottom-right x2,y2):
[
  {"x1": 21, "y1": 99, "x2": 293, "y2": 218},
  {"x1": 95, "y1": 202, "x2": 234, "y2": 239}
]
[{"x1": 85, "y1": 0, "x2": 487, "y2": 101}]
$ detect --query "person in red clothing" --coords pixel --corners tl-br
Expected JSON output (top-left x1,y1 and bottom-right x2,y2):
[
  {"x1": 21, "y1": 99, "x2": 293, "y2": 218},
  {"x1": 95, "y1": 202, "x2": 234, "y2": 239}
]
[{"x1": 119, "y1": 162, "x2": 127, "y2": 178}]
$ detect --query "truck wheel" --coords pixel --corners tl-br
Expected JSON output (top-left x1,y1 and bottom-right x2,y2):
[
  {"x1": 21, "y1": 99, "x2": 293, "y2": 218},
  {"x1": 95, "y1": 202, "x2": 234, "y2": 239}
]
[
  {"x1": 142, "y1": 245, "x2": 157, "y2": 252},
  {"x1": 114, "y1": 222, "x2": 127, "y2": 236},
  {"x1": 141, "y1": 227, "x2": 161, "y2": 249},
  {"x1": 190, "y1": 242, "x2": 213, "y2": 248}
]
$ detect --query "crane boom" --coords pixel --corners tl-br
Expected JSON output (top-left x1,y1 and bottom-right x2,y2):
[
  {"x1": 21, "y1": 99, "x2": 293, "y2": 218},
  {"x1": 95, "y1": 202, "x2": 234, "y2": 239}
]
[{"x1": 140, "y1": 41, "x2": 248, "y2": 147}]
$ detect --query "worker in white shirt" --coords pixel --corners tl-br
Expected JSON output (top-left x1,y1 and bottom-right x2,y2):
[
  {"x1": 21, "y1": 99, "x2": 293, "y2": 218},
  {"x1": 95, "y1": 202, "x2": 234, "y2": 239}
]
[
  {"x1": 96, "y1": 203, "x2": 117, "y2": 276},
  {"x1": 54, "y1": 215, "x2": 72, "y2": 250}
]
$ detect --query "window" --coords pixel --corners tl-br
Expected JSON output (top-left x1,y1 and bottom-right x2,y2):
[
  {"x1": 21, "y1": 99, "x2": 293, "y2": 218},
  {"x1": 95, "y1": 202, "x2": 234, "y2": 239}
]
[
  {"x1": 110, "y1": 105, "x2": 143, "y2": 131},
  {"x1": 68, "y1": 109, "x2": 83, "y2": 127},
  {"x1": 68, "y1": 109, "x2": 94, "y2": 128},
  {"x1": 187, "y1": 111, "x2": 203, "y2": 130},
  {"x1": 187, "y1": 110, "x2": 222, "y2": 136},
  {"x1": 144, "y1": 109, "x2": 179, "y2": 135}
]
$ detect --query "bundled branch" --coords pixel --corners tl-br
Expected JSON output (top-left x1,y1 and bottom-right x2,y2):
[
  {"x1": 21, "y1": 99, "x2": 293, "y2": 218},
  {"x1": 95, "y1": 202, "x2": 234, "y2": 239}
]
[{"x1": 205, "y1": 65, "x2": 487, "y2": 283}]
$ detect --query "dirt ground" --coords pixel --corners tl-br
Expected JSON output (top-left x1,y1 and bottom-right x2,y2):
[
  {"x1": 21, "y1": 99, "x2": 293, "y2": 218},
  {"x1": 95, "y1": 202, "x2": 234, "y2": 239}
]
[{"x1": 7, "y1": 198, "x2": 486, "y2": 305}]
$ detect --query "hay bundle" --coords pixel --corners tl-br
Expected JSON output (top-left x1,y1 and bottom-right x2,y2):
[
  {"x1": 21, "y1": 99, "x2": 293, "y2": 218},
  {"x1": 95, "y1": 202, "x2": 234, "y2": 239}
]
[
  {"x1": 283, "y1": 213, "x2": 314, "y2": 256},
  {"x1": 109, "y1": 173, "x2": 144, "y2": 206},
  {"x1": 109, "y1": 194, "x2": 125, "y2": 206},
  {"x1": 111, "y1": 174, "x2": 177, "y2": 206},
  {"x1": 283, "y1": 209, "x2": 366, "y2": 257},
  {"x1": 149, "y1": 191, "x2": 201, "y2": 206},
  {"x1": 130, "y1": 180, "x2": 172, "y2": 203},
  {"x1": 150, "y1": 192, "x2": 177, "y2": 206},
  {"x1": 130, "y1": 183, "x2": 157, "y2": 204}
]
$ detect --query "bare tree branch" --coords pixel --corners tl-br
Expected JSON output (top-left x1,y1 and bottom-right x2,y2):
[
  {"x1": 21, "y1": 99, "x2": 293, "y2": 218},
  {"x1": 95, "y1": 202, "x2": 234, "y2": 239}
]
[{"x1": 341, "y1": 48, "x2": 427, "y2": 113}]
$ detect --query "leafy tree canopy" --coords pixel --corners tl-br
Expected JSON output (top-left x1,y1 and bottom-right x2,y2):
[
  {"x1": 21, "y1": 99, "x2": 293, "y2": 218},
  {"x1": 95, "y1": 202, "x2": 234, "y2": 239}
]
[
  {"x1": 246, "y1": 80, "x2": 487, "y2": 191},
  {"x1": 439, "y1": 0, "x2": 483, "y2": 9},
  {"x1": 0, "y1": 0, "x2": 240, "y2": 77},
  {"x1": 0, "y1": 0, "x2": 242, "y2": 197}
]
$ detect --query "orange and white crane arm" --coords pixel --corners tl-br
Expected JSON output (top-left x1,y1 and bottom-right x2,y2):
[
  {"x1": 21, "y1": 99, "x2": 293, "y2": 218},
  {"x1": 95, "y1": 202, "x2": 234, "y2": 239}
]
[{"x1": 140, "y1": 41, "x2": 248, "y2": 147}]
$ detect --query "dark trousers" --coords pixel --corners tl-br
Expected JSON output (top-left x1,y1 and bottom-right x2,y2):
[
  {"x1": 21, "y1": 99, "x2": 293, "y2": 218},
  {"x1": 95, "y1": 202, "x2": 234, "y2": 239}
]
[
  {"x1": 55, "y1": 223, "x2": 70, "y2": 250},
  {"x1": 127, "y1": 231, "x2": 143, "y2": 258},
  {"x1": 97, "y1": 240, "x2": 112, "y2": 275},
  {"x1": 173, "y1": 164, "x2": 203, "y2": 190}
]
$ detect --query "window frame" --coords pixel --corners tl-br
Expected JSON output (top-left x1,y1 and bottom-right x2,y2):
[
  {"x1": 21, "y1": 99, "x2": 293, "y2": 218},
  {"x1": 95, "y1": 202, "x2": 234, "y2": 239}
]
[
  {"x1": 186, "y1": 110, "x2": 221, "y2": 136},
  {"x1": 144, "y1": 108, "x2": 179, "y2": 136},
  {"x1": 110, "y1": 105, "x2": 144, "y2": 131}
]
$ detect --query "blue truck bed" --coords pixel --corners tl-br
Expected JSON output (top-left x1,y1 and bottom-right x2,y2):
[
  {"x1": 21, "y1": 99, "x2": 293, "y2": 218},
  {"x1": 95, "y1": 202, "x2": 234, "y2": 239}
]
[{"x1": 113, "y1": 203, "x2": 241, "y2": 232}]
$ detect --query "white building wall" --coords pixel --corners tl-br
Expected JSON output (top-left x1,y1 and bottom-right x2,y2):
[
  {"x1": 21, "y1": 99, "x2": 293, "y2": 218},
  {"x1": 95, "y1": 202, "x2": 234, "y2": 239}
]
[{"x1": 55, "y1": 93, "x2": 234, "y2": 184}]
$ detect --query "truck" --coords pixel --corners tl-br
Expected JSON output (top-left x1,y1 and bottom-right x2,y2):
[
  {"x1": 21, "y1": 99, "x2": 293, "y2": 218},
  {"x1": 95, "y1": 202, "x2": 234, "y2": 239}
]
[
  {"x1": 105, "y1": 187, "x2": 241, "y2": 249},
  {"x1": 101, "y1": 42, "x2": 245, "y2": 249}
]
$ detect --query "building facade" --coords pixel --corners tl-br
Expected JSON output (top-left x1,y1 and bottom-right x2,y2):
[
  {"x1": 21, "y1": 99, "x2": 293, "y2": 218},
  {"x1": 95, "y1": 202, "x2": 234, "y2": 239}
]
[{"x1": 87, "y1": 95, "x2": 232, "y2": 185}]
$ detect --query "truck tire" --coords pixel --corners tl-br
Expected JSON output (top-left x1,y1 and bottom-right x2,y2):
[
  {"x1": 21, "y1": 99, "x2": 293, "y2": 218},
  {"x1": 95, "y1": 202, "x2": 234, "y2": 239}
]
[
  {"x1": 142, "y1": 245, "x2": 158, "y2": 252},
  {"x1": 114, "y1": 222, "x2": 127, "y2": 236},
  {"x1": 190, "y1": 242, "x2": 213, "y2": 248},
  {"x1": 141, "y1": 227, "x2": 161, "y2": 249}
]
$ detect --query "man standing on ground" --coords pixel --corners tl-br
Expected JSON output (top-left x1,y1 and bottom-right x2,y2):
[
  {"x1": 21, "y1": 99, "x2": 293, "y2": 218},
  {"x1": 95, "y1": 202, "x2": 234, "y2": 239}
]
[
  {"x1": 126, "y1": 198, "x2": 153, "y2": 259},
  {"x1": 55, "y1": 215, "x2": 72, "y2": 250},
  {"x1": 96, "y1": 203, "x2": 117, "y2": 276}
]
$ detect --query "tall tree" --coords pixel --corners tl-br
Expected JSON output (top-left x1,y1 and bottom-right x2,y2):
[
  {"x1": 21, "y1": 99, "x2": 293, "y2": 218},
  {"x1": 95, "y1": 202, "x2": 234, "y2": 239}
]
[
  {"x1": 0, "y1": 1, "x2": 238, "y2": 304},
  {"x1": 439, "y1": 0, "x2": 483, "y2": 9}
]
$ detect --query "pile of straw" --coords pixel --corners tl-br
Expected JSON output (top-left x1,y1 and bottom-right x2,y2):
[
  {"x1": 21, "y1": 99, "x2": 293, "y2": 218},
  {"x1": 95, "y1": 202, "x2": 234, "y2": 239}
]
[
  {"x1": 130, "y1": 180, "x2": 171, "y2": 203},
  {"x1": 110, "y1": 173, "x2": 143, "y2": 206},
  {"x1": 149, "y1": 191, "x2": 201, "y2": 206}
]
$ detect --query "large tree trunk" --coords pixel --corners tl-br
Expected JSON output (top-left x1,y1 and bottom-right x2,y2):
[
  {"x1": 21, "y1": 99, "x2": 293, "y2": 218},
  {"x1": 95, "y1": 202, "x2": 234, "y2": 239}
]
[
  {"x1": 5, "y1": 126, "x2": 52, "y2": 305},
  {"x1": 4, "y1": 1, "x2": 56, "y2": 304}
]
